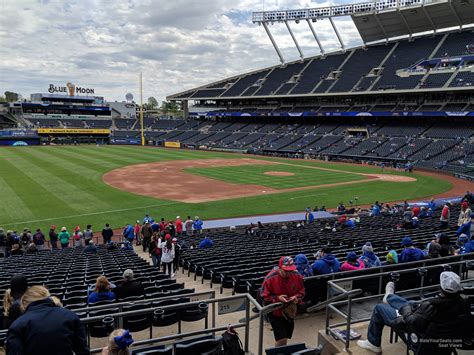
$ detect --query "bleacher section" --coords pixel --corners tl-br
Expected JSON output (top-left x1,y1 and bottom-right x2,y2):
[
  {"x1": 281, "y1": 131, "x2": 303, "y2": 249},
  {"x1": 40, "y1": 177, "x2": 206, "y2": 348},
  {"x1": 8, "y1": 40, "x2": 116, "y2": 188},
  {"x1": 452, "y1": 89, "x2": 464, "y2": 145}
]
[{"x1": 169, "y1": 30, "x2": 474, "y2": 100}]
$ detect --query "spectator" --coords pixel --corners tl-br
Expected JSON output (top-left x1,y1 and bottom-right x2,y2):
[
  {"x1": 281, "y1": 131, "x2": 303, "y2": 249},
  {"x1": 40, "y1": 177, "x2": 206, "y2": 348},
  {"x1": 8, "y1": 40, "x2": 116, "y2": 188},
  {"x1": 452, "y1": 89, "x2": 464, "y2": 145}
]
[
  {"x1": 142, "y1": 213, "x2": 154, "y2": 225},
  {"x1": 72, "y1": 226, "x2": 83, "y2": 247},
  {"x1": 49, "y1": 225, "x2": 58, "y2": 249},
  {"x1": 133, "y1": 220, "x2": 141, "y2": 244},
  {"x1": 0, "y1": 227, "x2": 7, "y2": 257},
  {"x1": 436, "y1": 233, "x2": 454, "y2": 257},
  {"x1": 193, "y1": 216, "x2": 203, "y2": 234},
  {"x1": 19, "y1": 228, "x2": 31, "y2": 251},
  {"x1": 101, "y1": 329, "x2": 134, "y2": 355},
  {"x1": 10, "y1": 244, "x2": 23, "y2": 256},
  {"x1": 341, "y1": 252, "x2": 365, "y2": 271},
  {"x1": 6, "y1": 285, "x2": 89, "y2": 354},
  {"x1": 26, "y1": 243, "x2": 38, "y2": 253},
  {"x1": 102, "y1": 223, "x2": 114, "y2": 244},
  {"x1": 456, "y1": 201, "x2": 472, "y2": 237},
  {"x1": 58, "y1": 227, "x2": 70, "y2": 249},
  {"x1": 151, "y1": 220, "x2": 160, "y2": 235},
  {"x1": 161, "y1": 235, "x2": 175, "y2": 277},
  {"x1": 412, "y1": 204, "x2": 420, "y2": 217},
  {"x1": 114, "y1": 269, "x2": 144, "y2": 300},
  {"x1": 385, "y1": 250, "x2": 398, "y2": 264},
  {"x1": 359, "y1": 242, "x2": 382, "y2": 268},
  {"x1": 399, "y1": 237, "x2": 424, "y2": 263},
  {"x1": 428, "y1": 198, "x2": 436, "y2": 212},
  {"x1": 122, "y1": 224, "x2": 134, "y2": 244},
  {"x1": 311, "y1": 246, "x2": 340, "y2": 275},
  {"x1": 260, "y1": 256, "x2": 305, "y2": 347},
  {"x1": 172, "y1": 238, "x2": 180, "y2": 271},
  {"x1": 198, "y1": 236, "x2": 213, "y2": 248},
  {"x1": 166, "y1": 221, "x2": 176, "y2": 237},
  {"x1": 175, "y1": 216, "x2": 183, "y2": 236},
  {"x1": 149, "y1": 234, "x2": 162, "y2": 268},
  {"x1": 83, "y1": 240, "x2": 98, "y2": 254},
  {"x1": 425, "y1": 241, "x2": 442, "y2": 258},
  {"x1": 440, "y1": 202, "x2": 451, "y2": 229},
  {"x1": 158, "y1": 218, "x2": 167, "y2": 235},
  {"x1": 457, "y1": 234, "x2": 474, "y2": 254},
  {"x1": 3, "y1": 274, "x2": 28, "y2": 328},
  {"x1": 83, "y1": 225, "x2": 93, "y2": 246},
  {"x1": 140, "y1": 221, "x2": 152, "y2": 253},
  {"x1": 88, "y1": 276, "x2": 115, "y2": 304},
  {"x1": 32, "y1": 229, "x2": 45, "y2": 250},
  {"x1": 357, "y1": 272, "x2": 470, "y2": 354},
  {"x1": 294, "y1": 254, "x2": 312, "y2": 277},
  {"x1": 185, "y1": 216, "x2": 193, "y2": 236},
  {"x1": 304, "y1": 208, "x2": 314, "y2": 224}
]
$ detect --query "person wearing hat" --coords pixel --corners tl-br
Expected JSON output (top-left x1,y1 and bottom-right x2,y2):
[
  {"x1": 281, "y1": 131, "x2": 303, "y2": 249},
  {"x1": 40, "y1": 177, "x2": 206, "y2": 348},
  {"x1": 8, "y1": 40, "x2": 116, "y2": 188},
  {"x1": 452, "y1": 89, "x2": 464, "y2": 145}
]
[
  {"x1": 399, "y1": 236, "x2": 424, "y2": 263},
  {"x1": 294, "y1": 254, "x2": 312, "y2": 277},
  {"x1": 142, "y1": 213, "x2": 154, "y2": 225},
  {"x1": 358, "y1": 242, "x2": 382, "y2": 268},
  {"x1": 341, "y1": 252, "x2": 365, "y2": 272},
  {"x1": 260, "y1": 256, "x2": 305, "y2": 347},
  {"x1": 456, "y1": 234, "x2": 474, "y2": 255},
  {"x1": 439, "y1": 202, "x2": 451, "y2": 229},
  {"x1": 58, "y1": 227, "x2": 70, "y2": 249},
  {"x1": 72, "y1": 226, "x2": 83, "y2": 247},
  {"x1": 49, "y1": 225, "x2": 58, "y2": 249},
  {"x1": 3, "y1": 274, "x2": 28, "y2": 328},
  {"x1": 358, "y1": 271, "x2": 471, "y2": 353},
  {"x1": 114, "y1": 269, "x2": 145, "y2": 300},
  {"x1": 133, "y1": 220, "x2": 141, "y2": 244},
  {"x1": 193, "y1": 216, "x2": 203, "y2": 235},
  {"x1": 175, "y1": 216, "x2": 183, "y2": 236}
]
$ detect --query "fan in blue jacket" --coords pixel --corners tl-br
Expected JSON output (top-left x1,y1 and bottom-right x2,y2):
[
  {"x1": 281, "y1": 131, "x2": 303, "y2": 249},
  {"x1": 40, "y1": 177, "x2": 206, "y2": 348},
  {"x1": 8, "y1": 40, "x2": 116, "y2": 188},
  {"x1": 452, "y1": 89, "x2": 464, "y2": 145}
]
[
  {"x1": 193, "y1": 216, "x2": 203, "y2": 233},
  {"x1": 399, "y1": 236, "x2": 425, "y2": 263},
  {"x1": 312, "y1": 246, "x2": 341, "y2": 275},
  {"x1": 294, "y1": 253, "x2": 312, "y2": 277},
  {"x1": 122, "y1": 224, "x2": 134, "y2": 241},
  {"x1": 198, "y1": 236, "x2": 213, "y2": 248}
]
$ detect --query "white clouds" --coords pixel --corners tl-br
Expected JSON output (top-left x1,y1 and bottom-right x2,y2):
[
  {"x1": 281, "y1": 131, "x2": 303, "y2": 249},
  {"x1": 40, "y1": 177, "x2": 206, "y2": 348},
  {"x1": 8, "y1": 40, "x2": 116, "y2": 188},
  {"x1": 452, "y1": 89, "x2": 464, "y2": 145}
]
[{"x1": 0, "y1": 0, "x2": 362, "y2": 102}]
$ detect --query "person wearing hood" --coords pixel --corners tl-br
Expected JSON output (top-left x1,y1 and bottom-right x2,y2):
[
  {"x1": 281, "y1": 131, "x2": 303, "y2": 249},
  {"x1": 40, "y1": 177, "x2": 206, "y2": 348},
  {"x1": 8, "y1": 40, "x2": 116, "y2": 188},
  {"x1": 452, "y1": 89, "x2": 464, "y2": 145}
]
[
  {"x1": 456, "y1": 234, "x2": 474, "y2": 254},
  {"x1": 198, "y1": 235, "x2": 213, "y2": 248},
  {"x1": 399, "y1": 237, "x2": 424, "y2": 263},
  {"x1": 359, "y1": 243, "x2": 382, "y2": 268},
  {"x1": 311, "y1": 246, "x2": 341, "y2": 275},
  {"x1": 101, "y1": 223, "x2": 114, "y2": 244},
  {"x1": 294, "y1": 254, "x2": 312, "y2": 277},
  {"x1": 193, "y1": 216, "x2": 203, "y2": 234},
  {"x1": 88, "y1": 276, "x2": 115, "y2": 304},
  {"x1": 3, "y1": 274, "x2": 28, "y2": 328},
  {"x1": 341, "y1": 252, "x2": 365, "y2": 271}
]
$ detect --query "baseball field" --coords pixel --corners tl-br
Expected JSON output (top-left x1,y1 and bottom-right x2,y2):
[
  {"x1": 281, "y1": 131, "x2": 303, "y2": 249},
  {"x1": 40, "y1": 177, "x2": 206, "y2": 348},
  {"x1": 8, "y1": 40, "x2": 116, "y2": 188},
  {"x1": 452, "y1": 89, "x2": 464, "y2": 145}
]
[{"x1": 0, "y1": 145, "x2": 458, "y2": 232}]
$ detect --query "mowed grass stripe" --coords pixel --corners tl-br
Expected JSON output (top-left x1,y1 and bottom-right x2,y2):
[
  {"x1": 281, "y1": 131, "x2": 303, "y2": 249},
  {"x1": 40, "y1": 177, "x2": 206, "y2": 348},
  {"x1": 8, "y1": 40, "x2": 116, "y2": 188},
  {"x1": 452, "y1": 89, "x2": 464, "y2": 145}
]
[
  {"x1": 59, "y1": 146, "x2": 149, "y2": 166},
  {"x1": 41, "y1": 146, "x2": 124, "y2": 170},
  {"x1": 7, "y1": 149, "x2": 110, "y2": 212},
  {"x1": 0, "y1": 154, "x2": 78, "y2": 223},
  {"x1": 0, "y1": 176, "x2": 35, "y2": 222}
]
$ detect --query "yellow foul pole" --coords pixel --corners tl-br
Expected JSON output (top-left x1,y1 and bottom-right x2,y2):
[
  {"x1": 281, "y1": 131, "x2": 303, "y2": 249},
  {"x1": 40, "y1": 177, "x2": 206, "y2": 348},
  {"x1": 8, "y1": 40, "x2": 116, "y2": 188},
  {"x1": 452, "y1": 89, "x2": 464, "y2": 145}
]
[{"x1": 139, "y1": 72, "x2": 145, "y2": 146}]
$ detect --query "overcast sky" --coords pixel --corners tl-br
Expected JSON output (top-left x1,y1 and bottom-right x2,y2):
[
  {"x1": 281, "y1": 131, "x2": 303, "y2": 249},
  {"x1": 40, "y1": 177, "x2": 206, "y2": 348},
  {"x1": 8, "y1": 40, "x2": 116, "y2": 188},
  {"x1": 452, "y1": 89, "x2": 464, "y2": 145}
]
[{"x1": 0, "y1": 0, "x2": 363, "y2": 103}]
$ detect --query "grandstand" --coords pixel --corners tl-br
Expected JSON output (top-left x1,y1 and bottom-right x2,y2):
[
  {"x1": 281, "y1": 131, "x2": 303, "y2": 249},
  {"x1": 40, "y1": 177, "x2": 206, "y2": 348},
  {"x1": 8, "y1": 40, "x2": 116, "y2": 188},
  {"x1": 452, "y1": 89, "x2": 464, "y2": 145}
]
[{"x1": 1, "y1": 0, "x2": 474, "y2": 354}]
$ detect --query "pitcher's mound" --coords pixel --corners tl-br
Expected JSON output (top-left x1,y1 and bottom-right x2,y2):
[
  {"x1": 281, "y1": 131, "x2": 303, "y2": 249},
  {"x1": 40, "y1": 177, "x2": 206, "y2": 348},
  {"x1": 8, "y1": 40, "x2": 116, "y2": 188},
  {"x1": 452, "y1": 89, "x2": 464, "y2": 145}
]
[{"x1": 264, "y1": 171, "x2": 295, "y2": 177}]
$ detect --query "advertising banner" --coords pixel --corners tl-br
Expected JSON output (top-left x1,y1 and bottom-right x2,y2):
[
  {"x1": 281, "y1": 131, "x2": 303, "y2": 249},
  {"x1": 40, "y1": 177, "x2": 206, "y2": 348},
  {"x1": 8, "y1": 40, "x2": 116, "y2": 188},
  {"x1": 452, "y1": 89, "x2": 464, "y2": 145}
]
[
  {"x1": 164, "y1": 141, "x2": 181, "y2": 148},
  {"x1": 38, "y1": 128, "x2": 111, "y2": 135}
]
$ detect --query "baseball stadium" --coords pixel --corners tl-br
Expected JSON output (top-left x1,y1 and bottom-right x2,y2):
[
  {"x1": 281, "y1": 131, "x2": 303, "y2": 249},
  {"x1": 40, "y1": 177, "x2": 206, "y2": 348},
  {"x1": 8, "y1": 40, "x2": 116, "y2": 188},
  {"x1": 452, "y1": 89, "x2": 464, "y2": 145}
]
[{"x1": 0, "y1": 0, "x2": 474, "y2": 354}]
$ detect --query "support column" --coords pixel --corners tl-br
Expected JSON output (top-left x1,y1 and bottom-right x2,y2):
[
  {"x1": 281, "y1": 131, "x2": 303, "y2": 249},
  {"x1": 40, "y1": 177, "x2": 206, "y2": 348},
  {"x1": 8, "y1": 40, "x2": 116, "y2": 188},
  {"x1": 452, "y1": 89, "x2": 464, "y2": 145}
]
[
  {"x1": 263, "y1": 22, "x2": 285, "y2": 64},
  {"x1": 306, "y1": 19, "x2": 324, "y2": 55},
  {"x1": 181, "y1": 100, "x2": 189, "y2": 119},
  {"x1": 285, "y1": 20, "x2": 304, "y2": 60},
  {"x1": 329, "y1": 17, "x2": 345, "y2": 51}
]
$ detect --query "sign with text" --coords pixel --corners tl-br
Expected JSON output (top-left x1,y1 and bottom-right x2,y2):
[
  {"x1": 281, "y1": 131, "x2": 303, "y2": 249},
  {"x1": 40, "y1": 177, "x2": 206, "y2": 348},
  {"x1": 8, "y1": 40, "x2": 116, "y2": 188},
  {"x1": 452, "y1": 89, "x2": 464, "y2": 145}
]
[
  {"x1": 164, "y1": 141, "x2": 181, "y2": 148},
  {"x1": 48, "y1": 82, "x2": 95, "y2": 96},
  {"x1": 38, "y1": 128, "x2": 110, "y2": 135},
  {"x1": 217, "y1": 298, "x2": 247, "y2": 315}
]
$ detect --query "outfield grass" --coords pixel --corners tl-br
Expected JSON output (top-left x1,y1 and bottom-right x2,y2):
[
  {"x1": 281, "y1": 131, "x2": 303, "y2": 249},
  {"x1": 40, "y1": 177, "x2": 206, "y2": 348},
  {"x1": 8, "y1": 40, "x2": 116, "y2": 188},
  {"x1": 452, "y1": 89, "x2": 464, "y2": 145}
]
[
  {"x1": 0, "y1": 145, "x2": 452, "y2": 233},
  {"x1": 185, "y1": 164, "x2": 366, "y2": 189}
]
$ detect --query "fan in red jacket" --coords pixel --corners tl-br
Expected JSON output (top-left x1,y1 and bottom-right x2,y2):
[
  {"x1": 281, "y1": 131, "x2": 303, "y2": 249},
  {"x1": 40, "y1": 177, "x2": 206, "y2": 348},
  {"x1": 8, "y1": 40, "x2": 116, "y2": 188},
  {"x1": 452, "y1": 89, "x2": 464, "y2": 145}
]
[
  {"x1": 260, "y1": 256, "x2": 305, "y2": 347},
  {"x1": 175, "y1": 216, "x2": 183, "y2": 236}
]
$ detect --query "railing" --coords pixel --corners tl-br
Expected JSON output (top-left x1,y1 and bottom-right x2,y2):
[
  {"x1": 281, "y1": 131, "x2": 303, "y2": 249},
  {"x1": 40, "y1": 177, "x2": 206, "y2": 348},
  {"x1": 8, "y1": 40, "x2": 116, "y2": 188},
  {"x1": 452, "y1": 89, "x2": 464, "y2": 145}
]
[{"x1": 325, "y1": 260, "x2": 474, "y2": 351}]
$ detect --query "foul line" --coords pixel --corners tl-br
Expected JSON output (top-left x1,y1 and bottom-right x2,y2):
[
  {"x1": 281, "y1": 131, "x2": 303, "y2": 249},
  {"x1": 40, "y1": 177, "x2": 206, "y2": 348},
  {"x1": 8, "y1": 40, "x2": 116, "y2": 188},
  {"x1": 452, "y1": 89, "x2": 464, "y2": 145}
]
[
  {"x1": 1, "y1": 201, "x2": 180, "y2": 226},
  {"x1": 290, "y1": 193, "x2": 328, "y2": 200}
]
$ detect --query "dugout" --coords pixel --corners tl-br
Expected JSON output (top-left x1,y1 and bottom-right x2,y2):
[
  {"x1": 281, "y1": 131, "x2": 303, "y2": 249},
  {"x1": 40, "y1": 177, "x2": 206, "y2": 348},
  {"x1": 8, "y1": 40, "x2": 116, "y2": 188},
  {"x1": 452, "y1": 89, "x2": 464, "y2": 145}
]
[{"x1": 37, "y1": 128, "x2": 111, "y2": 145}]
